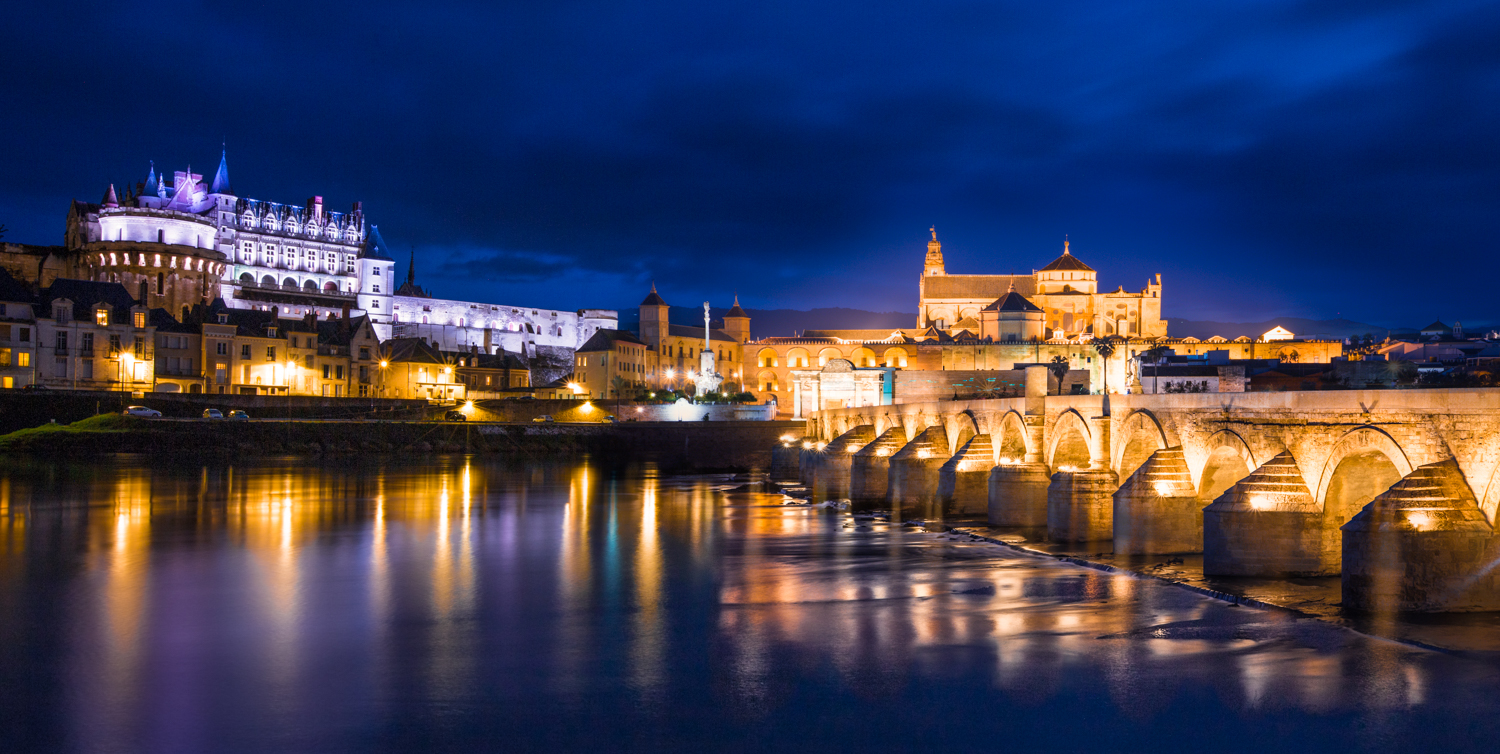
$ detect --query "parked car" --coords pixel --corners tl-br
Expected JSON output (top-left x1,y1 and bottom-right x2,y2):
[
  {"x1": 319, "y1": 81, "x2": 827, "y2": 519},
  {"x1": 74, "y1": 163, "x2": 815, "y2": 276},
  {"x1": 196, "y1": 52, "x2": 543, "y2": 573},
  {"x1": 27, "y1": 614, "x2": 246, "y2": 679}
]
[
  {"x1": 202, "y1": 408, "x2": 223, "y2": 420},
  {"x1": 227, "y1": 410, "x2": 250, "y2": 421},
  {"x1": 444, "y1": 410, "x2": 467, "y2": 422},
  {"x1": 603, "y1": 415, "x2": 619, "y2": 423},
  {"x1": 532, "y1": 415, "x2": 554, "y2": 423},
  {"x1": 123, "y1": 406, "x2": 161, "y2": 418}
]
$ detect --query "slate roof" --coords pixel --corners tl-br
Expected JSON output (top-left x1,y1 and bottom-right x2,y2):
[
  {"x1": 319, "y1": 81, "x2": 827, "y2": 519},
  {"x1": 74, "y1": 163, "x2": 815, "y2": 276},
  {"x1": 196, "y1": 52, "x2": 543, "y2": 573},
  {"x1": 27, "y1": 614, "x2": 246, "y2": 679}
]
[
  {"x1": 1420, "y1": 320, "x2": 1450, "y2": 332},
  {"x1": 383, "y1": 337, "x2": 447, "y2": 364},
  {"x1": 665, "y1": 323, "x2": 737, "y2": 343},
  {"x1": 39, "y1": 278, "x2": 139, "y2": 320},
  {"x1": 922, "y1": 274, "x2": 1036, "y2": 300},
  {"x1": 578, "y1": 329, "x2": 647, "y2": 352},
  {"x1": 724, "y1": 295, "x2": 748, "y2": 318},
  {"x1": 1039, "y1": 251, "x2": 1095, "y2": 273},
  {"x1": 982, "y1": 290, "x2": 1043, "y2": 313},
  {"x1": 0, "y1": 268, "x2": 35, "y2": 304}
]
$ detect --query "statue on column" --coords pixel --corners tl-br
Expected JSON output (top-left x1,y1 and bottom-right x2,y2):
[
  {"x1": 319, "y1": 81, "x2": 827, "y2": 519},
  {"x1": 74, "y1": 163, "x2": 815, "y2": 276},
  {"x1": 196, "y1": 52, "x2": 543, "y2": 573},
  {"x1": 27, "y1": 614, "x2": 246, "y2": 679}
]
[{"x1": 693, "y1": 301, "x2": 723, "y2": 395}]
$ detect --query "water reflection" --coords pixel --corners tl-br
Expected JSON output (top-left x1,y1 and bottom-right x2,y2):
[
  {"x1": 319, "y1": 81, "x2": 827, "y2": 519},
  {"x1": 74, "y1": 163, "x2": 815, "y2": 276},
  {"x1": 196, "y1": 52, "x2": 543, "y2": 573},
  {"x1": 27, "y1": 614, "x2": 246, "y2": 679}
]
[{"x1": 0, "y1": 457, "x2": 1494, "y2": 753}]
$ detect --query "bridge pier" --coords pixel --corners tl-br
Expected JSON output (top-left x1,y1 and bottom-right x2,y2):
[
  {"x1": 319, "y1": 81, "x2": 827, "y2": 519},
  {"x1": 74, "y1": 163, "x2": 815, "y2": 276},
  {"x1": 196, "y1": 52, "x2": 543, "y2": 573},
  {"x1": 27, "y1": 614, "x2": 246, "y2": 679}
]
[
  {"x1": 937, "y1": 434, "x2": 994, "y2": 516},
  {"x1": 987, "y1": 462, "x2": 1051, "y2": 526},
  {"x1": 1047, "y1": 469, "x2": 1119, "y2": 542},
  {"x1": 1342, "y1": 459, "x2": 1500, "y2": 612},
  {"x1": 809, "y1": 425, "x2": 874, "y2": 500},
  {"x1": 888, "y1": 425, "x2": 950, "y2": 515},
  {"x1": 798, "y1": 443, "x2": 818, "y2": 487},
  {"x1": 1203, "y1": 451, "x2": 1331, "y2": 576},
  {"x1": 1113, "y1": 447, "x2": 1200, "y2": 554},
  {"x1": 850, "y1": 427, "x2": 907, "y2": 506},
  {"x1": 771, "y1": 439, "x2": 803, "y2": 480}
]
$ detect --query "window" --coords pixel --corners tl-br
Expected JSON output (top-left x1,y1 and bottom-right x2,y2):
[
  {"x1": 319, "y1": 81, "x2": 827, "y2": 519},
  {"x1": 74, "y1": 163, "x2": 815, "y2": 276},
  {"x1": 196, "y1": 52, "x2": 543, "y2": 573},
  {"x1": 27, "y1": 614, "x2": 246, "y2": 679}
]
[
  {"x1": 95, "y1": 309, "x2": 109, "y2": 326},
  {"x1": 134, "y1": 337, "x2": 144, "y2": 359},
  {"x1": 133, "y1": 311, "x2": 146, "y2": 328},
  {"x1": 215, "y1": 342, "x2": 227, "y2": 355},
  {"x1": 358, "y1": 347, "x2": 370, "y2": 360},
  {"x1": 80, "y1": 333, "x2": 94, "y2": 356},
  {"x1": 323, "y1": 364, "x2": 331, "y2": 379},
  {"x1": 0, "y1": 349, "x2": 9, "y2": 366},
  {"x1": 373, "y1": 284, "x2": 380, "y2": 293},
  {"x1": 335, "y1": 365, "x2": 344, "y2": 380},
  {"x1": 19, "y1": 328, "x2": 28, "y2": 342},
  {"x1": 266, "y1": 346, "x2": 276, "y2": 361},
  {"x1": 241, "y1": 344, "x2": 251, "y2": 359},
  {"x1": 17, "y1": 352, "x2": 28, "y2": 368},
  {"x1": 55, "y1": 332, "x2": 67, "y2": 353}
]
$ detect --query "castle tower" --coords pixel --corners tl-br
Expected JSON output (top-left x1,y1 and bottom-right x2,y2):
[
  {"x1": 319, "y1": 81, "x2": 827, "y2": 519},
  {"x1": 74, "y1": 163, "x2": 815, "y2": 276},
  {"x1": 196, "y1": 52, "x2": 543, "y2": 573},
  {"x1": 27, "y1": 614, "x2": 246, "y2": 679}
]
[
  {"x1": 640, "y1": 283, "x2": 669, "y2": 349},
  {"x1": 722, "y1": 294, "x2": 750, "y2": 343},
  {"x1": 924, "y1": 227, "x2": 945, "y2": 276}
]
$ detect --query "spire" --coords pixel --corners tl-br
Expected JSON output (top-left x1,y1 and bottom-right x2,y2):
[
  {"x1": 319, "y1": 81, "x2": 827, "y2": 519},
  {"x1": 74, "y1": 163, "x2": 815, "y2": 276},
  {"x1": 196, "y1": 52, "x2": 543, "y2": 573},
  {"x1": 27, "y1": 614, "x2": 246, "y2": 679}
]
[
  {"x1": 143, "y1": 161, "x2": 158, "y2": 196},
  {"x1": 210, "y1": 148, "x2": 231, "y2": 194},
  {"x1": 1064, "y1": 235, "x2": 1070, "y2": 255},
  {"x1": 406, "y1": 247, "x2": 416, "y2": 286},
  {"x1": 725, "y1": 292, "x2": 748, "y2": 318},
  {"x1": 102, "y1": 184, "x2": 119, "y2": 208}
]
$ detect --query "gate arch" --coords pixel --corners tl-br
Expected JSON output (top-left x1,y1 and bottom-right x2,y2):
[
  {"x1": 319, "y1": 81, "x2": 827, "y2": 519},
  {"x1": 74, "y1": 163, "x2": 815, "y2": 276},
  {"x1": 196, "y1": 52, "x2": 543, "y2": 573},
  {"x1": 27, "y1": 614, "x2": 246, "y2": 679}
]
[{"x1": 1196, "y1": 429, "x2": 1256, "y2": 500}]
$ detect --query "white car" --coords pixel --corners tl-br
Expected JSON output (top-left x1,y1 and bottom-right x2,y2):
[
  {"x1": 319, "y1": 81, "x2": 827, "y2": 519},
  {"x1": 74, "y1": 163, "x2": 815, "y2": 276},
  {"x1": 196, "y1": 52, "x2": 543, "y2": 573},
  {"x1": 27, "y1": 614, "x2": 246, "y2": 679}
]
[{"x1": 123, "y1": 406, "x2": 161, "y2": 418}]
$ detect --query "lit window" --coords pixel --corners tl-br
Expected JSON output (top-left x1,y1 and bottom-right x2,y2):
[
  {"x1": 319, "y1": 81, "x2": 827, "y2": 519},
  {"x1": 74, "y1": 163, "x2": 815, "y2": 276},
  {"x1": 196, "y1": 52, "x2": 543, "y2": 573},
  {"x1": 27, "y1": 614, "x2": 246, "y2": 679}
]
[{"x1": 95, "y1": 309, "x2": 109, "y2": 326}]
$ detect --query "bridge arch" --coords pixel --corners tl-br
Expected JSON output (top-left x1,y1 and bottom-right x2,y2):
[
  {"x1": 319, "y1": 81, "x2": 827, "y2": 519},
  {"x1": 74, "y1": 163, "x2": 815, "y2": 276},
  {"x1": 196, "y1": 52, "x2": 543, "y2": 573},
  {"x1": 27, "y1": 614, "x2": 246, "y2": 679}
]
[
  {"x1": 1314, "y1": 426, "x2": 1412, "y2": 524},
  {"x1": 1196, "y1": 429, "x2": 1256, "y2": 500},
  {"x1": 995, "y1": 410, "x2": 1029, "y2": 463},
  {"x1": 944, "y1": 411, "x2": 981, "y2": 454},
  {"x1": 1048, "y1": 409, "x2": 1093, "y2": 470},
  {"x1": 1114, "y1": 409, "x2": 1168, "y2": 479}
]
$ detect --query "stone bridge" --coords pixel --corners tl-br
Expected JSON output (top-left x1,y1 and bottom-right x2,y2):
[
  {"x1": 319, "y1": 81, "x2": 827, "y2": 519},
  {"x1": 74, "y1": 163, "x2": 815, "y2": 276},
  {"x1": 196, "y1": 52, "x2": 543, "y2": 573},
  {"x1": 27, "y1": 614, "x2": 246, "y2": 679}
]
[{"x1": 781, "y1": 367, "x2": 1500, "y2": 612}]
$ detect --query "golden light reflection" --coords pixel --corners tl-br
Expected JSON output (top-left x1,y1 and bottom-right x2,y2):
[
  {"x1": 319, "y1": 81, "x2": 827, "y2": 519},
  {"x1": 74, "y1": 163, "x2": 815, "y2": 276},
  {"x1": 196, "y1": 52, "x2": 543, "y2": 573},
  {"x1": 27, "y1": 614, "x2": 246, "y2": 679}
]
[{"x1": 631, "y1": 473, "x2": 664, "y2": 696}]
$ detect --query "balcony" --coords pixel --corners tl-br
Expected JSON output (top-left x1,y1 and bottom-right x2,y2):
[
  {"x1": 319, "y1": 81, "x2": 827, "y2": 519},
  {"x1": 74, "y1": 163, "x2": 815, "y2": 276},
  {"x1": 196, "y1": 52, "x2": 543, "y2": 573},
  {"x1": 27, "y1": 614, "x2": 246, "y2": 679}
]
[{"x1": 233, "y1": 279, "x2": 357, "y2": 307}]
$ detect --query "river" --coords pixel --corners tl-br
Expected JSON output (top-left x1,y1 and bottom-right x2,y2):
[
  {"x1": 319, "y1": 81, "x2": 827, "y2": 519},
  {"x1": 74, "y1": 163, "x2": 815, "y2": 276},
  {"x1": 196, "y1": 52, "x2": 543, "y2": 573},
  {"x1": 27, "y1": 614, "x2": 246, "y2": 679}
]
[{"x1": 0, "y1": 456, "x2": 1496, "y2": 753}]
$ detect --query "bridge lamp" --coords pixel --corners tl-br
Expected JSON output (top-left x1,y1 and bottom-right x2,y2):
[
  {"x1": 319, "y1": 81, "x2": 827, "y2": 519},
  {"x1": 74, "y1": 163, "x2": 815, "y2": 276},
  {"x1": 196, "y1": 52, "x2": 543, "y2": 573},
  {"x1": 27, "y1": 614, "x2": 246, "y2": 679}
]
[
  {"x1": 846, "y1": 445, "x2": 862, "y2": 454},
  {"x1": 802, "y1": 441, "x2": 813, "y2": 450},
  {"x1": 917, "y1": 449, "x2": 931, "y2": 459},
  {"x1": 815, "y1": 442, "x2": 827, "y2": 451},
  {"x1": 875, "y1": 448, "x2": 889, "y2": 457},
  {"x1": 1406, "y1": 510, "x2": 1436, "y2": 531},
  {"x1": 580, "y1": 402, "x2": 594, "y2": 414}
]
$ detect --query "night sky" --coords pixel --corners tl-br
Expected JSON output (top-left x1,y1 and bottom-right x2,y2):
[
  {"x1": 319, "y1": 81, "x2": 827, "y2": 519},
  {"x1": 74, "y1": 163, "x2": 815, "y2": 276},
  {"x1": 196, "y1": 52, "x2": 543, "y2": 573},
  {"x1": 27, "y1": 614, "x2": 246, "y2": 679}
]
[{"x1": 3, "y1": 1, "x2": 1497, "y2": 327}]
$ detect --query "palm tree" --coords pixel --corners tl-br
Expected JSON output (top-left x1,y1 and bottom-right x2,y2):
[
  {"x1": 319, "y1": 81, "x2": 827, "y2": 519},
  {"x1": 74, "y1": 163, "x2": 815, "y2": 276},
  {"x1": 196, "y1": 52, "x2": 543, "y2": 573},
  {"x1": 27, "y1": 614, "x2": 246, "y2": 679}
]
[
  {"x1": 1048, "y1": 355, "x2": 1069, "y2": 395},
  {"x1": 1142, "y1": 345, "x2": 1170, "y2": 394},
  {"x1": 1090, "y1": 337, "x2": 1118, "y2": 395}
]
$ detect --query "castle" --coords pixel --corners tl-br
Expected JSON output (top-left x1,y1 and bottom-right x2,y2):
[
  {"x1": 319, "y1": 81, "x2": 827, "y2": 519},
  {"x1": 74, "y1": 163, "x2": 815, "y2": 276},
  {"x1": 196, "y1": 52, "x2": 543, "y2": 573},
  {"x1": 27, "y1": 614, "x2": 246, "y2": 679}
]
[{"x1": 3, "y1": 153, "x2": 615, "y2": 384}]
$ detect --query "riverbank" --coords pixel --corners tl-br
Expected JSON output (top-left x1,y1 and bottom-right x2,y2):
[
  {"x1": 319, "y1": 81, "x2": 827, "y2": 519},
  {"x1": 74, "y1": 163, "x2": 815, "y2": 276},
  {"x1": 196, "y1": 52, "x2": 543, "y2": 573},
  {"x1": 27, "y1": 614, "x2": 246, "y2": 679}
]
[{"x1": 0, "y1": 414, "x2": 806, "y2": 471}]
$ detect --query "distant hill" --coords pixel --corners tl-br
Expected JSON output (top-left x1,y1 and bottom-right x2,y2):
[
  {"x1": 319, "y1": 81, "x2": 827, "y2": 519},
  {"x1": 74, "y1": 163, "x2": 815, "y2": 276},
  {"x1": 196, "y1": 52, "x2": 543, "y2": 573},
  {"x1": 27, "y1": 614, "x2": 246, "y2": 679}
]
[{"x1": 613, "y1": 307, "x2": 1465, "y2": 342}]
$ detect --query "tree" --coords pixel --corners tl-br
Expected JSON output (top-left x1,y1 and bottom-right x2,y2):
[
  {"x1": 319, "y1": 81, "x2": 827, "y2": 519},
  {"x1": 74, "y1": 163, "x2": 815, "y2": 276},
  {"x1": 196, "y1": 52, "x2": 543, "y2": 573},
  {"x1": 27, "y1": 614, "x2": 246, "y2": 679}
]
[
  {"x1": 1090, "y1": 337, "x2": 1118, "y2": 395},
  {"x1": 1141, "y1": 345, "x2": 1170, "y2": 394},
  {"x1": 1048, "y1": 355, "x2": 1069, "y2": 395},
  {"x1": 0, "y1": 223, "x2": 7, "y2": 240}
]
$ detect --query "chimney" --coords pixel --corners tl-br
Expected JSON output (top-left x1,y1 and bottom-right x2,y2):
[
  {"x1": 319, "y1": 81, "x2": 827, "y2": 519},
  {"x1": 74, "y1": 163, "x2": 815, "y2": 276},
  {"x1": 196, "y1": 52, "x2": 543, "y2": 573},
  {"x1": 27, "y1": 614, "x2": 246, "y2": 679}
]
[
  {"x1": 352, "y1": 200, "x2": 362, "y2": 214},
  {"x1": 308, "y1": 195, "x2": 323, "y2": 220},
  {"x1": 341, "y1": 304, "x2": 350, "y2": 321},
  {"x1": 138, "y1": 280, "x2": 147, "y2": 304}
]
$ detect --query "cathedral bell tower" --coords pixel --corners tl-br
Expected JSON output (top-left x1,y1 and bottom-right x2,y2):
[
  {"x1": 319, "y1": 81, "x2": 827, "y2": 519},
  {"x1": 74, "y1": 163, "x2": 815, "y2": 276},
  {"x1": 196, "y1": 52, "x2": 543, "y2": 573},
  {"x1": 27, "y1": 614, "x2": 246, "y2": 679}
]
[{"x1": 924, "y1": 227, "x2": 945, "y2": 276}]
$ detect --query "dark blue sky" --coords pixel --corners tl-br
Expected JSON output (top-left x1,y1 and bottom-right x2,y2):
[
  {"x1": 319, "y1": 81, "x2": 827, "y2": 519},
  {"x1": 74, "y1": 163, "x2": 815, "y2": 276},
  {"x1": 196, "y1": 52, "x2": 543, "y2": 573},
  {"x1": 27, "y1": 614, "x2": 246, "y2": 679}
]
[{"x1": 3, "y1": 1, "x2": 1496, "y2": 326}]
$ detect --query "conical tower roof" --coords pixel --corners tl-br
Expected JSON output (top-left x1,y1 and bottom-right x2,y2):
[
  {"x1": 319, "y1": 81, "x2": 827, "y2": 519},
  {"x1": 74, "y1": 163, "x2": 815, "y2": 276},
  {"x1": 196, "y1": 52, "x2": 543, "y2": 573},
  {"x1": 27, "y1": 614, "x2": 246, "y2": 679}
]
[
  {"x1": 210, "y1": 149, "x2": 232, "y2": 194},
  {"x1": 102, "y1": 184, "x2": 119, "y2": 208},
  {"x1": 1040, "y1": 239, "x2": 1095, "y2": 272},
  {"x1": 724, "y1": 294, "x2": 748, "y2": 318},
  {"x1": 1206, "y1": 450, "x2": 1317, "y2": 512},
  {"x1": 640, "y1": 282, "x2": 667, "y2": 307}
]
